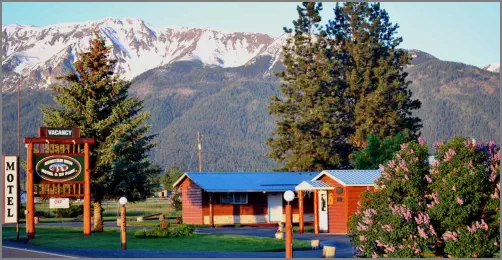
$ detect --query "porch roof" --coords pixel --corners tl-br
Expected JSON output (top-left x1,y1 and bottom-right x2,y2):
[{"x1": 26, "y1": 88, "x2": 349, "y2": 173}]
[
  {"x1": 312, "y1": 170, "x2": 380, "y2": 186},
  {"x1": 295, "y1": 180, "x2": 334, "y2": 191}
]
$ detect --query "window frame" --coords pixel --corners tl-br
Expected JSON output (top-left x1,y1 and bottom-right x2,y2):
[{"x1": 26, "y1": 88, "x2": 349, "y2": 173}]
[{"x1": 220, "y1": 192, "x2": 248, "y2": 204}]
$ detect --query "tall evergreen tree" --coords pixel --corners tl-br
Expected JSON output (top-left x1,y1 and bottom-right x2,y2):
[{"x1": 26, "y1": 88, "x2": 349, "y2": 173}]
[
  {"x1": 267, "y1": 2, "x2": 353, "y2": 171},
  {"x1": 326, "y1": 2, "x2": 422, "y2": 149},
  {"x1": 41, "y1": 32, "x2": 160, "y2": 231},
  {"x1": 352, "y1": 133, "x2": 406, "y2": 169}
]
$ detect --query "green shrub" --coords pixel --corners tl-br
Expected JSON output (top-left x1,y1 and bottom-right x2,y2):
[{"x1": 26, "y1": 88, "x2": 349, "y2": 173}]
[
  {"x1": 134, "y1": 229, "x2": 147, "y2": 238},
  {"x1": 55, "y1": 204, "x2": 83, "y2": 218},
  {"x1": 177, "y1": 224, "x2": 194, "y2": 237},
  {"x1": 135, "y1": 225, "x2": 194, "y2": 239}
]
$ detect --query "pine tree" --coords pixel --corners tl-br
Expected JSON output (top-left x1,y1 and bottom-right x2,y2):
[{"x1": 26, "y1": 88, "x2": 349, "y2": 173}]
[
  {"x1": 266, "y1": 2, "x2": 353, "y2": 171},
  {"x1": 41, "y1": 31, "x2": 160, "y2": 232},
  {"x1": 352, "y1": 133, "x2": 406, "y2": 169},
  {"x1": 326, "y1": 2, "x2": 422, "y2": 149}
]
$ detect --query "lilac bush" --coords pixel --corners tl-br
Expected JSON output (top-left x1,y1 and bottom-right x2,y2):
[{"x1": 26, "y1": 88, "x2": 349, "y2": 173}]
[
  {"x1": 349, "y1": 139, "x2": 434, "y2": 257},
  {"x1": 428, "y1": 138, "x2": 500, "y2": 257},
  {"x1": 350, "y1": 137, "x2": 500, "y2": 258}
]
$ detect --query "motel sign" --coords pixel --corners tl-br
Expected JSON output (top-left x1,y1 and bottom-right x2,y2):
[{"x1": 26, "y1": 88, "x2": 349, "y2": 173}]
[{"x1": 3, "y1": 156, "x2": 18, "y2": 224}]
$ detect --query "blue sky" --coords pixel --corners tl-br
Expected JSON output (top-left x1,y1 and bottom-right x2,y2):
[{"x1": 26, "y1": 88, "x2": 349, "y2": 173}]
[{"x1": 2, "y1": 2, "x2": 500, "y2": 67}]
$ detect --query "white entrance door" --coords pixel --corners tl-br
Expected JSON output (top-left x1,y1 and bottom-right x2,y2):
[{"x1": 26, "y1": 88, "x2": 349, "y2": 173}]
[
  {"x1": 318, "y1": 190, "x2": 329, "y2": 232},
  {"x1": 268, "y1": 193, "x2": 283, "y2": 222}
]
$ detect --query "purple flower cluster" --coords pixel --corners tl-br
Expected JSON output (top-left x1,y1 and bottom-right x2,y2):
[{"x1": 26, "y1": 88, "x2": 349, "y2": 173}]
[
  {"x1": 491, "y1": 183, "x2": 500, "y2": 199},
  {"x1": 476, "y1": 141, "x2": 499, "y2": 158},
  {"x1": 390, "y1": 204, "x2": 412, "y2": 221},
  {"x1": 418, "y1": 137, "x2": 426, "y2": 147},
  {"x1": 399, "y1": 159, "x2": 409, "y2": 173},
  {"x1": 418, "y1": 226, "x2": 428, "y2": 239},
  {"x1": 426, "y1": 192, "x2": 440, "y2": 209},
  {"x1": 433, "y1": 140, "x2": 444, "y2": 149},
  {"x1": 443, "y1": 148, "x2": 457, "y2": 162},
  {"x1": 466, "y1": 219, "x2": 489, "y2": 233},
  {"x1": 382, "y1": 224, "x2": 393, "y2": 232},
  {"x1": 414, "y1": 212, "x2": 430, "y2": 225},
  {"x1": 442, "y1": 231, "x2": 458, "y2": 241},
  {"x1": 375, "y1": 239, "x2": 396, "y2": 254},
  {"x1": 358, "y1": 208, "x2": 377, "y2": 232}
]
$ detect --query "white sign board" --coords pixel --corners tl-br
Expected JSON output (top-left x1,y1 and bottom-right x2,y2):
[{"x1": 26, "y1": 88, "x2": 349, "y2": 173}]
[
  {"x1": 3, "y1": 156, "x2": 18, "y2": 224},
  {"x1": 50, "y1": 198, "x2": 70, "y2": 209}
]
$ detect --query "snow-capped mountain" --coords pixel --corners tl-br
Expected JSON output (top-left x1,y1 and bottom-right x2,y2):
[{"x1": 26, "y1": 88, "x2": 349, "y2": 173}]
[
  {"x1": 483, "y1": 63, "x2": 500, "y2": 73},
  {"x1": 2, "y1": 17, "x2": 285, "y2": 91}
]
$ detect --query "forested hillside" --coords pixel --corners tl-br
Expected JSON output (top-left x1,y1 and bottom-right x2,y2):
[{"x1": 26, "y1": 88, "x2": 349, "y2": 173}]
[
  {"x1": 2, "y1": 51, "x2": 499, "y2": 171},
  {"x1": 406, "y1": 51, "x2": 500, "y2": 147}
]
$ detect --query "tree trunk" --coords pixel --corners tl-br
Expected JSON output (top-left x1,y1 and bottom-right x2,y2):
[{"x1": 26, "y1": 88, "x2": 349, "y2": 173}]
[{"x1": 92, "y1": 201, "x2": 103, "y2": 232}]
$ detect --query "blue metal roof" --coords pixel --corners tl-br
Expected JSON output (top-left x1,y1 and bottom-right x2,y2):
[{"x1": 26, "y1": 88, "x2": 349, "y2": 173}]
[
  {"x1": 316, "y1": 170, "x2": 381, "y2": 186},
  {"x1": 179, "y1": 172, "x2": 319, "y2": 192}
]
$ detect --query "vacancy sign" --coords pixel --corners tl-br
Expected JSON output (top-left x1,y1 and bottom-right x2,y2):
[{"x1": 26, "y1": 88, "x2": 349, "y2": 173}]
[
  {"x1": 3, "y1": 156, "x2": 18, "y2": 224},
  {"x1": 50, "y1": 198, "x2": 70, "y2": 209}
]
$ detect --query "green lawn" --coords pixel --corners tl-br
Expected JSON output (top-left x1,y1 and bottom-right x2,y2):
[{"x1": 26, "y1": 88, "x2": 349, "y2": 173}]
[{"x1": 2, "y1": 226, "x2": 311, "y2": 252}]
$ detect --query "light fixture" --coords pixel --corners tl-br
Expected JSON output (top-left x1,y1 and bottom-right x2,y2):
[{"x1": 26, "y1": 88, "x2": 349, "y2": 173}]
[
  {"x1": 119, "y1": 197, "x2": 128, "y2": 205},
  {"x1": 283, "y1": 190, "x2": 295, "y2": 202}
]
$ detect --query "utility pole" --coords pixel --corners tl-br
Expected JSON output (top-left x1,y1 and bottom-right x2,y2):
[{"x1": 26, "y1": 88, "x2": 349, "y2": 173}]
[
  {"x1": 16, "y1": 80, "x2": 21, "y2": 240},
  {"x1": 197, "y1": 132, "x2": 202, "y2": 172}
]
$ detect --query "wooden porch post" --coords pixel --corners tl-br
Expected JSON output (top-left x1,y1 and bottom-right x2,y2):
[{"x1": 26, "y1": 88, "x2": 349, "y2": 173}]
[
  {"x1": 83, "y1": 142, "x2": 91, "y2": 236},
  {"x1": 26, "y1": 143, "x2": 35, "y2": 239},
  {"x1": 298, "y1": 190, "x2": 304, "y2": 233},
  {"x1": 209, "y1": 193, "x2": 214, "y2": 227},
  {"x1": 314, "y1": 189, "x2": 319, "y2": 234}
]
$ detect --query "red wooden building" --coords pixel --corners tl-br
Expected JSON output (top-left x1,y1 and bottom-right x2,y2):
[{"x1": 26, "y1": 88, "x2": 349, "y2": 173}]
[
  {"x1": 295, "y1": 170, "x2": 379, "y2": 234},
  {"x1": 173, "y1": 170, "x2": 380, "y2": 234},
  {"x1": 173, "y1": 172, "x2": 318, "y2": 226}
]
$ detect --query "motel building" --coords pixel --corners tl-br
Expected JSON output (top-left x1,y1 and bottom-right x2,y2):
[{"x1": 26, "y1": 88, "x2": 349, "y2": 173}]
[{"x1": 173, "y1": 170, "x2": 379, "y2": 234}]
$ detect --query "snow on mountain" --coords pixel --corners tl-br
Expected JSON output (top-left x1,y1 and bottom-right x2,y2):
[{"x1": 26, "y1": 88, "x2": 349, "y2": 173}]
[
  {"x1": 2, "y1": 18, "x2": 284, "y2": 91},
  {"x1": 483, "y1": 63, "x2": 500, "y2": 73}
]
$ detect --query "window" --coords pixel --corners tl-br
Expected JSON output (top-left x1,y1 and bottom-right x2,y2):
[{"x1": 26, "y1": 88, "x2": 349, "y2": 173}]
[{"x1": 220, "y1": 192, "x2": 248, "y2": 204}]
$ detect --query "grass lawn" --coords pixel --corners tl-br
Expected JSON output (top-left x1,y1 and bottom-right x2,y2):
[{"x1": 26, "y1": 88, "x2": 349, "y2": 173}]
[{"x1": 2, "y1": 226, "x2": 311, "y2": 252}]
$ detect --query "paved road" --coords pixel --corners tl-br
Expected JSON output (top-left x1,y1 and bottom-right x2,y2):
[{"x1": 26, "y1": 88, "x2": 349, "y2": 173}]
[
  {"x1": 2, "y1": 245, "x2": 77, "y2": 258},
  {"x1": 2, "y1": 241, "x2": 327, "y2": 258}
]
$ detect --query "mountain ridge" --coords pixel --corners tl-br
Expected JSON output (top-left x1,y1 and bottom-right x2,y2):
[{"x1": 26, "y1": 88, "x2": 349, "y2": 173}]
[
  {"x1": 2, "y1": 17, "x2": 283, "y2": 91},
  {"x1": 3, "y1": 18, "x2": 499, "y2": 92}
]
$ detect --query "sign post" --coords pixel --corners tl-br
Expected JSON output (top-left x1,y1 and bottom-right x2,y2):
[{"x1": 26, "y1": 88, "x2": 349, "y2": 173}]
[{"x1": 23, "y1": 126, "x2": 94, "y2": 238}]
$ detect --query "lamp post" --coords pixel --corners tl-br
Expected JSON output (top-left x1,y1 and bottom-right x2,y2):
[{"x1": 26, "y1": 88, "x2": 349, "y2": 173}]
[
  {"x1": 283, "y1": 190, "x2": 295, "y2": 258},
  {"x1": 119, "y1": 197, "x2": 128, "y2": 250}
]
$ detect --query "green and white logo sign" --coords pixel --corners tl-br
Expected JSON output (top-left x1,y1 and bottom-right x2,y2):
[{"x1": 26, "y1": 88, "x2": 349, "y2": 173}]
[{"x1": 35, "y1": 155, "x2": 84, "y2": 182}]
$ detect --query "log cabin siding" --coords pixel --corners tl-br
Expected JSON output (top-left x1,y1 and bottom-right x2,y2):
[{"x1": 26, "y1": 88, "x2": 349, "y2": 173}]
[
  {"x1": 201, "y1": 192, "x2": 315, "y2": 217},
  {"x1": 319, "y1": 175, "x2": 348, "y2": 234},
  {"x1": 202, "y1": 192, "x2": 268, "y2": 216},
  {"x1": 346, "y1": 186, "x2": 374, "y2": 223},
  {"x1": 180, "y1": 178, "x2": 203, "y2": 224}
]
